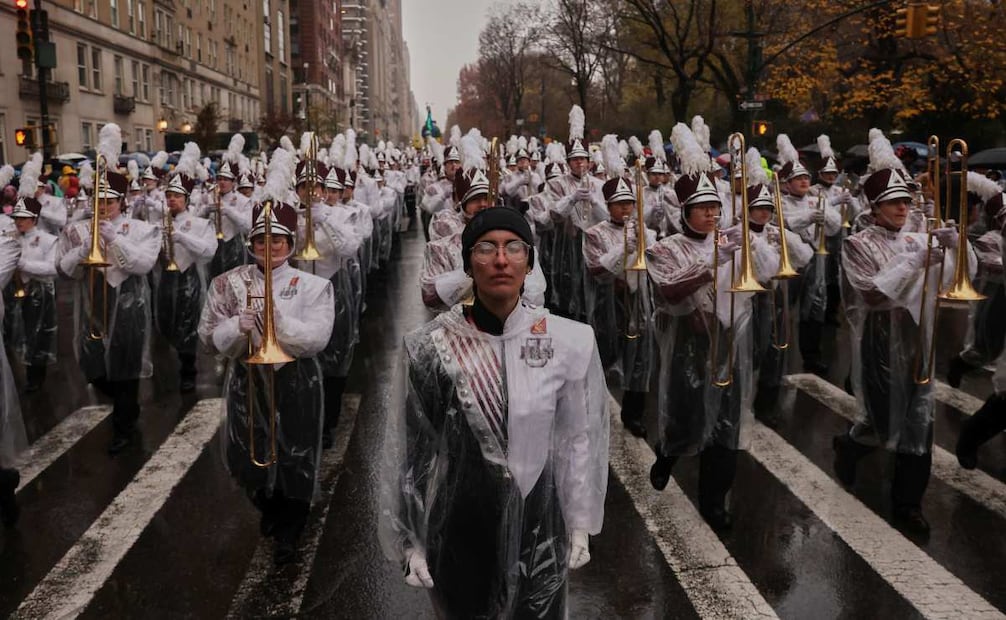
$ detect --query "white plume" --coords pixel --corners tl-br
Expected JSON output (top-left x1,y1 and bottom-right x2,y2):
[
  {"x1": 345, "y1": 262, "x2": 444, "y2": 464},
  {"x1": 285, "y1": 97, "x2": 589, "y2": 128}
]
[
  {"x1": 670, "y1": 123, "x2": 710, "y2": 176},
  {"x1": 518, "y1": 136, "x2": 528, "y2": 153},
  {"x1": 428, "y1": 137, "x2": 445, "y2": 166},
  {"x1": 649, "y1": 130, "x2": 666, "y2": 162},
  {"x1": 568, "y1": 105, "x2": 585, "y2": 141},
  {"x1": 745, "y1": 147, "x2": 768, "y2": 187},
  {"x1": 528, "y1": 136, "x2": 539, "y2": 154},
  {"x1": 345, "y1": 130, "x2": 358, "y2": 168},
  {"x1": 127, "y1": 159, "x2": 139, "y2": 181},
  {"x1": 691, "y1": 116, "x2": 711, "y2": 152},
  {"x1": 449, "y1": 125, "x2": 462, "y2": 148},
  {"x1": 150, "y1": 151, "x2": 169, "y2": 170},
  {"x1": 196, "y1": 158, "x2": 210, "y2": 181},
  {"x1": 866, "y1": 128, "x2": 904, "y2": 173},
  {"x1": 97, "y1": 123, "x2": 123, "y2": 165},
  {"x1": 299, "y1": 132, "x2": 314, "y2": 158},
  {"x1": 817, "y1": 134, "x2": 834, "y2": 160},
  {"x1": 377, "y1": 140, "x2": 386, "y2": 152},
  {"x1": 628, "y1": 136, "x2": 645, "y2": 158},
  {"x1": 279, "y1": 135, "x2": 296, "y2": 154},
  {"x1": 546, "y1": 142, "x2": 565, "y2": 166},
  {"x1": 601, "y1": 134, "x2": 624, "y2": 179},
  {"x1": 776, "y1": 134, "x2": 801, "y2": 166},
  {"x1": 0, "y1": 165, "x2": 15, "y2": 189},
  {"x1": 460, "y1": 133, "x2": 485, "y2": 170},
  {"x1": 79, "y1": 162, "x2": 94, "y2": 190},
  {"x1": 263, "y1": 147, "x2": 295, "y2": 203},
  {"x1": 618, "y1": 140, "x2": 629, "y2": 160},
  {"x1": 18, "y1": 152, "x2": 43, "y2": 198},
  {"x1": 238, "y1": 155, "x2": 251, "y2": 175},
  {"x1": 329, "y1": 135, "x2": 346, "y2": 168},
  {"x1": 225, "y1": 134, "x2": 245, "y2": 163},
  {"x1": 174, "y1": 142, "x2": 202, "y2": 179},
  {"x1": 968, "y1": 171, "x2": 1003, "y2": 203},
  {"x1": 358, "y1": 143, "x2": 371, "y2": 169}
]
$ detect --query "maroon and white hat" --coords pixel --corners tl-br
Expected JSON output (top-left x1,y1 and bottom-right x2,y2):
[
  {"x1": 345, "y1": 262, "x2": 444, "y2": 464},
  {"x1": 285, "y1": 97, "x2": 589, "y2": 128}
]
[
  {"x1": 97, "y1": 171, "x2": 129, "y2": 199},
  {"x1": 324, "y1": 167, "x2": 343, "y2": 191},
  {"x1": 602, "y1": 177, "x2": 634, "y2": 204},
  {"x1": 296, "y1": 160, "x2": 328, "y2": 186},
  {"x1": 777, "y1": 134, "x2": 810, "y2": 182},
  {"x1": 11, "y1": 196, "x2": 42, "y2": 218},
  {"x1": 674, "y1": 172, "x2": 720, "y2": 207},
  {"x1": 818, "y1": 135, "x2": 840, "y2": 174},
  {"x1": 165, "y1": 173, "x2": 196, "y2": 196},
  {"x1": 443, "y1": 145, "x2": 461, "y2": 163},
  {"x1": 862, "y1": 128, "x2": 912, "y2": 205},
  {"x1": 567, "y1": 105, "x2": 589, "y2": 159},
  {"x1": 237, "y1": 174, "x2": 255, "y2": 190},
  {"x1": 217, "y1": 161, "x2": 239, "y2": 180},
  {"x1": 453, "y1": 167, "x2": 490, "y2": 205},
  {"x1": 250, "y1": 201, "x2": 298, "y2": 238},
  {"x1": 746, "y1": 183, "x2": 775, "y2": 210}
]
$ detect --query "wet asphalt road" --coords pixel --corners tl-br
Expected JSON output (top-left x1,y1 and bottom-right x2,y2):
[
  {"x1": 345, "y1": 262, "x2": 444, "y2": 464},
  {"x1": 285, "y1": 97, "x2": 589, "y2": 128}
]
[{"x1": 1, "y1": 224, "x2": 1005, "y2": 618}]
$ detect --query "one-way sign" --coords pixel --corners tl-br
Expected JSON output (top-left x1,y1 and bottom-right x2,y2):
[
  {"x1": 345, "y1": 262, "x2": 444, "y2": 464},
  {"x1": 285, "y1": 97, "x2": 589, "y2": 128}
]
[{"x1": 739, "y1": 101, "x2": 765, "y2": 111}]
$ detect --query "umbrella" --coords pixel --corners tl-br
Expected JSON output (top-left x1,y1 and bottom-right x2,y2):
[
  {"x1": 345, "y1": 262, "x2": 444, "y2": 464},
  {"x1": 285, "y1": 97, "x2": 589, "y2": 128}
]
[
  {"x1": 845, "y1": 144, "x2": 869, "y2": 158},
  {"x1": 969, "y1": 147, "x2": 1006, "y2": 169},
  {"x1": 56, "y1": 152, "x2": 89, "y2": 162}
]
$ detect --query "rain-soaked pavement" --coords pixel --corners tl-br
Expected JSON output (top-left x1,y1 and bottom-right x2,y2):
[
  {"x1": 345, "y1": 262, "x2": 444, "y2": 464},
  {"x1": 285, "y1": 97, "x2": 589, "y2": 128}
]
[{"x1": 2, "y1": 223, "x2": 1005, "y2": 619}]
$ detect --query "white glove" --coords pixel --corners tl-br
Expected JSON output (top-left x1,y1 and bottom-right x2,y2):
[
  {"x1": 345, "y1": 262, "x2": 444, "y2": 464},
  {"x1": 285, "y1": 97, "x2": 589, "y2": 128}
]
[
  {"x1": 934, "y1": 224, "x2": 959, "y2": 249},
  {"x1": 404, "y1": 548, "x2": 434, "y2": 588},
  {"x1": 721, "y1": 224, "x2": 743, "y2": 246},
  {"x1": 574, "y1": 187, "x2": 593, "y2": 202},
  {"x1": 810, "y1": 209, "x2": 826, "y2": 224},
  {"x1": 716, "y1": 240, "x2": 739, "y2": 264},
  {"x1": 567, "y1": 529, "x2": 591, "y2": 569},
  {"x1": 238, "y1": 308, "x2": 259, "y2": 335},
  {"x1": 99, "y1": 221, "x2": 117, "y2": 243},
  {"x1": 908, "y1": 246, "x2": 943, "y2": 270}
]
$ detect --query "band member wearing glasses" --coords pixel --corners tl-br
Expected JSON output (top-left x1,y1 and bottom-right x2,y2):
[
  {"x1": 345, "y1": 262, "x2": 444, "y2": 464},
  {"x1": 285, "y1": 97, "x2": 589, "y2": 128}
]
[{"x1": 382, "y1": 206, "x2": 609, "y2": 618}]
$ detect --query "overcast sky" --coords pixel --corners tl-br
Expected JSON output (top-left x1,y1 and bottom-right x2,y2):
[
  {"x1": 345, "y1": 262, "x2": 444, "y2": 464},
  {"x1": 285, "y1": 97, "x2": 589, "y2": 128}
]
[{"x1": 401, "y1": 0, "x2": 516, "y2": 130}]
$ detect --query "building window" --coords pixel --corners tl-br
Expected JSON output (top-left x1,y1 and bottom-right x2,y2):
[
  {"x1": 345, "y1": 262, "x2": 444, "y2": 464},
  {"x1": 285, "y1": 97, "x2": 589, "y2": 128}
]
[
  {"x1": 184, "y1": 27, "x2": 192, "y2": 56},
  {"x1": 277, "y1": 10, "x2": 285, "y2": 60},
  {"x1": 110, "y1": 0, "x2": 118, "y2": 27},
  {"x1": 144, "y1": 129, "x2": 153, "y2": 151},
  {"x1": 81, "y1": 122, "x2": 93, "y2": 150},
  {"x1": 73, "y1": 0, "x2": 82, "y2": 13},
  {"x1": 263, "y1": 0, "x2": 271, "y2": 55},
  {"x1": 91, "y1": 47, "x2": 102, "y2": 90},
  {"x1": 134, "y1": 127, "x2": 143, "y2": 151},
  {"x1": 114, "y1": 56, "x2": 124, "y2": 95},
  {"x1": 87, "y1": 0, "x2": 96, "y2": 18},
  {"x1": 126, "y1": 0, "x2": 135, "y2": 34},
  {"x1": 196, "y1": 33, "x2": 202, "y2": 62},
  {"x1": 77, "y1": 43, "x2": 88, "y2": 88},
  {"x1": 141, "y1": 63, "x2": 150, "y2": 101},
  {"x1": 138, "y1": 1, "x2": 146, "y2": 38},
  {"x1": 131, "y1": 60, "x2": 139, "y2": 97}
]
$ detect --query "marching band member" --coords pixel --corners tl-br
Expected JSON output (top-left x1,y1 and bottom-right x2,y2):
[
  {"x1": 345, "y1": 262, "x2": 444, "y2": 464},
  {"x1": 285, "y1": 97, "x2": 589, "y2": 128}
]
[
  {"x1": 421, "y1": 128, "x2": 463, "y2": 241},
  {"x1": 835, "y1": 129, "x2": 977, "y2": 535},
  {"x1": 813, "y1": 135, "x2": 856, "y2": 324},
  {"x1": 381, "y1": 206, "x2": 608, "y2": 617},
  {"x1": 641, "y1": 131, "x2": 679, "y2": 237},
  {"x1": 56, "y1": 124, "x2": 160, "y2": 454},
  {"x1": 206, "y1": 136, "x2": 253, "y2": 279},
  {"x1": 10, "y1": 154, "x2": 58, "y2": 393},
  {"x1": 34, "y1": 172, "x2": 68, "y2": 235},
  {"x1": 0, "y1": 293, "x2": 26, "y2": 527},
  {"x1": 946, "y1": 173, "x2": 1006, "y2": 387},
  {"x1": 647, "y1": 124, "x2": 774, "y2": 530},
  {"x1": 155, "y1": 144, "x2": 217, "y2": 393},
  {"x1": 198, "y1": 148, "x2": 335, "y2": 565},
  {"x1": 777, "y1": 133, "x2": 841, "y2": 375},
  {"x1": 583, "y1": 135, "x2": 656, "y2": 438},
  {"x1": 420, "y1": 134, "x2": 546, "y2": 311}
]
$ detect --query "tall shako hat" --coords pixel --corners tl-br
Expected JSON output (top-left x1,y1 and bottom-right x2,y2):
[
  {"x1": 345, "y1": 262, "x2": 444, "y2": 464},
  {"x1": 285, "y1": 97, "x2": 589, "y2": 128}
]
[
  {"x1": 218, "y1": 134, "x2": 245, "y2": 180},
  {"x1": 818, "y1": 134, "x2": 840, "y2": 174},
  {"x1": 744, "y1": 146, "x2": 775, "y2": 210},
  {"x1": 529, "y1": 136, "x2": 541, "y2": 161},
  {"x1": 296, "y1": 132, "x2": 327, "y2": 185},
  {"x1": 453, "y1": 130, "x2": 489, "y2": 205},
  {"x1": 251, "y1": 148, "x2": 298, "y2": 238},
  {"x1": 966, "y1": 170, "x2": 1004, "y2": 228},
  {"x1": 443, "y1": 125, "x2": 462, "y2": 163},
  {"x1": 567, "y1": 105, "x2": 589, "y2": 160},
  {"x1": 544, "y1": 142, "x2": 566, "y2": 180},
  {"x1": 127, "y1": 160, "x2": 141, "y2": 192},
  {"x1": 591, "y1": 148, "x2": 606, "y2": 176},
  {"x1": 647, "y1": 130, "x2": 670, "y2": 174},
  {"x1": 12, "y1": 152, "x2": 43, "y2": 218},
  {"x1": 144, "y1": 151, "x2": 169, "y2": 181},
  {"x1": 670, "y1": 122, "x2": 718, "y2": 208},
  {"x1": 96, "y1": 123, "x2": 128, "y2": 199},
  {"x1": 601, "y1": 134, "x2": 633, "y2": 204},
  {"x1": 862, "y1": 128, "x2": 913, "y2": 204},
  {"x1": 166, "y1": 142, "x2": 201, "y2": 196},
  {"x1": 777, "y1": 134, "x2": 810, "y2": 182},
  {"x1": 516, "y1": 136, "x2": 530, "y2": 161}
]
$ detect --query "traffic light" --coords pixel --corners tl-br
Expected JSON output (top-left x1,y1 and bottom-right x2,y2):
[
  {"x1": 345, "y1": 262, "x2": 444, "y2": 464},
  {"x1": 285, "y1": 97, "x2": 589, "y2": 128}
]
[
  {"x1": 16, "y1": 0, "x2": 33, "y2": 61},
  {"x1": 752, "y1": 120, "x2": 772, "y2": 137},
  {"x1": 922, "y1": 3, "x2": 940, "y2": 36},
  {"x1": 14, "y1": 126, "x2": 37, "y2": 149},
  {"x1": 893, "y1": 4, "x2": 914, "y2": 38}
]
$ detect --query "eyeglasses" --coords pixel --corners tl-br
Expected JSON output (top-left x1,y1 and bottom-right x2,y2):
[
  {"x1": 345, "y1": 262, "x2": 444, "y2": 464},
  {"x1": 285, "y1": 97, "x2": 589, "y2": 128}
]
[{"x1": 470, "y1": 239, "x2": 530, "y2": 265}]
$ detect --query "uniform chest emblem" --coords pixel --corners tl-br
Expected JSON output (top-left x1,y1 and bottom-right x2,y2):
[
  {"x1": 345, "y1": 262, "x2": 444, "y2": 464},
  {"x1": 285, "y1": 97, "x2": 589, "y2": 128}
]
[
  {"x1": 279, "y1": 276, "x2": 299, "y2": 299},
  {"x1": 183, "y1": 220, "x2": 192, "y2": 232},
  {"x1": 119, "y1": 223, "x2": 129, "y2": 235},
  {"x1": 30, "y1": 236, "x2": 40, "y2": 247},
  {"x1": 521, "y1": 337, "x2": 553, "y2": 368},
  {"x1": 531, "y1": 317, "x2": 547, "y2": 335}
]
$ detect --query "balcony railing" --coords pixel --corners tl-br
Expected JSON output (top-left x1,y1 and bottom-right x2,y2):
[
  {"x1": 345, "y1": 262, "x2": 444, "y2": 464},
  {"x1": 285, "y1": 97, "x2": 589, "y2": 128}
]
[
  {"x1": 18, "y1": 75, "x2": 71, "y2": 103},
  {"x1": 113, "y1": 94, "x2": 136, "y2": 114}
]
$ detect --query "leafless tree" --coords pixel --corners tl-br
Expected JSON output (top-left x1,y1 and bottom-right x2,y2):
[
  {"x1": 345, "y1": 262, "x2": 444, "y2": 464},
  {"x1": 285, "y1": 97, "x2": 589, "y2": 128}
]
[
  {"x1": 543, "y1": 0, "x2": 614, "y2": 119},
  {"x1": 477, "y1": 2, "x2": 543, "y2": 134}
]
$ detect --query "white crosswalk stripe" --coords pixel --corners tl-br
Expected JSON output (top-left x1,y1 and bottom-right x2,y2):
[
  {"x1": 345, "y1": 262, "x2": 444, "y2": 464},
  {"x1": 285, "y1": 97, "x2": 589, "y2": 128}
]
[{"x1": 15, "y1": 405, "x2": 112, "y2": 493}]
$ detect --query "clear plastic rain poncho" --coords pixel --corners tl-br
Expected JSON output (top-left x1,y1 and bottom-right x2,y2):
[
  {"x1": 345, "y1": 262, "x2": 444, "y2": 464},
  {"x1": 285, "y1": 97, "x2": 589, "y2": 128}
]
[
  {"x1": 781, "y1": 193, "x2": 841, "y2": 322},
  {"x1": 0, "y1": 299, "x2": 27, "y2": 469},
  {"x1": 297, "y1": 203, "x2": 363, "y2": 378},
  {"x1": 428, "y1": 206, "x2": 464, "y2": 243},
  {"x1": 206, "y1": 190, "x2": 252, "y2": 278},
  {"x1": 842, "y1": 225, "x2": 977, "y2": 455},
  {"x1": 198, "y1": 263, "x2": 335, "y2": 502},
  {"x1": 10, "y1": 229, "x2": 59, "y2": 367},
  {"x1": 154, "y1": 210, "x2": 217, "y2": 357},
  {"x1": 646, "y1": 231, "x2": 775, "y2": 456},
  {"x1": 546, "y1": 174, "x2": 608, "y2": 319},
  {"x1": 420, "y1": 228, "x2": 546, "y2": 312},
  {"x1": 56, "y1": 216, "x2": 159, "y2": 382},
  {"x1": 380, "y1": 303, "x2": 609, "y2": 618},
  {"x1": 958, "y1": 228, "x2": 1005, "y2": 367},
  {"x1": 582, "y1": 220, "x2": 657, "y2": 391}
]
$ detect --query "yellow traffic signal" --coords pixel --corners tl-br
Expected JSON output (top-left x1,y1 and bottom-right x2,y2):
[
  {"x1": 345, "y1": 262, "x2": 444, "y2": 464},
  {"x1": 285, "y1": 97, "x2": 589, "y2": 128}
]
[
  {"x1": 752, "y1": 120, "x2": 772, "y2": 137},
  {"x1": 923, "y1": 3, "x2": 940, "y2": 36},
  {"x1": 14, "y1": 127, "x2": 36, "y2": 149},
  {"x1": 893, "y1": 6, "x2": 910, "y2": 38},
  {"x1": 15, "y1": 1, "x2": 33, "y2": 61}
]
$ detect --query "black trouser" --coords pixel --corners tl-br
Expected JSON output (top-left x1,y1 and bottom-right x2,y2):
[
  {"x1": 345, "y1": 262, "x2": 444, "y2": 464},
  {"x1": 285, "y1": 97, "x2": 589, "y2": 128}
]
[
  {"x1": 27, "y1": 363, "x2": 47, "y2": 387},
  {"x1": 799, "y1": 319, "x2": 825, "y2": 367},
  {"x1": 958, "y1": 394, "x2": 1006, "y2": 458},
  {"x1": 251, "y1": 487, "x2": 311, "y2": 543},
  {"x1": 323, "y1": 376, "x2": 347, "y2": 434},
  {"x1": 621, "y1": 390, "x2": 646, "y2": 426},
  {"x1": 892, "y1": 452, "x2": 932, "y2": 511},
  {"x1": 699, "y1": 445, "x2": 738, "y2": 514},
  {"x1": 93, "y1": 378, "x2": 141, "y2": 436},
  {"x1": 179, "y1": 353, "x2": 197, "y2": 382}
]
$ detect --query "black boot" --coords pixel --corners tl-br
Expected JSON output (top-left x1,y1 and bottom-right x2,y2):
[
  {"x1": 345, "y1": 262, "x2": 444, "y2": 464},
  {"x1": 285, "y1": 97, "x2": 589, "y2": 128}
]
[
  {"x1": 946, "y1": 354, "x2": 973, "y2": 389},
  {"x1": 26, "y1": 364, "x2": 47, "y2": 393},
  {"x1": 649, "y1": 453, "x2": 678, "y2": 491},
  {"x1": 956, "y1": 394, "x2": 1006, "y2": 469},
  {"x1": 698, "y1": 446, "x2": 738, "y2": 531},
  {"x1": 832, "y1": 433, "x2": 870, "y2": 488},
  {"x1": 0, "y1": 468, "x2": 19, "y2": 528},
  {"x1": 753, "y1": 386, "x2": 780, "y2": 427},
  {"x1": 891, "y1": 452, "x2": 933, "y2": 536},
  {"x1": 273, "y1": 498, "x2": 311, "y2": 566},
  {"x1": 799, "y1": 320, "x2": 829, "y2": 376},
  {"x1": 620, "y1": 391, "x2": 648, "y2": 438},
  {"x1": 108, "y1": 380, "x2": 141, "y2": 455},
  {"x1": 179, "y1": 353, "x2": 198, "y2": 393},
  {"x1": 322, "y1": 377, "x2": 347, "y2": 449}
]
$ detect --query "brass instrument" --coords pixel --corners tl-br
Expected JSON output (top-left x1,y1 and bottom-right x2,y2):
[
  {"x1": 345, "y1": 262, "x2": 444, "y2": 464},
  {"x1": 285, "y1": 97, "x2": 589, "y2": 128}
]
[
  {"x1": 709, "y1": 215, "x2": 736, "y2": 387},
  {"x1": 913, "y1": 217, "x2": 945, "y2": 384},
  {"x1": 840, "y1": 175, "x2": 854, "y2": 229},
  {"x1": 213, "y1": 183, "x2": 224, "y2": 241},
  {"x1": 487, "y1": 137, "x2": 501, "y2": 207},
  {"x1": 771, "y1": 174, "x2": 798, "y2": 350},
  {"x1": 814, "y1": 192, "x2": 829, "y2": 255},
  {"x1": 938, "y1": 139, "x2": 983, "y2": 303},
  {"x1": 10, "y1": 230, "x2": 26, "y2": 298},
  {"x1": 928, "y1": 135, "x2": 942, "y2": 224},
  {"x1": 162, "y1": 201, "x2": 180, "y2": 272},
  {"x1": 245, "y1": 200, "x2": 295, "y2": 468},
  {"x1": 82, "y1": 154, "x2": 111, "y2": 340},
  {"x1": 295, "y1": 133, "x2": 322, "y2": 263},
  {"x1": 623, "y1": 160, "x2": 648, "y2": 339}
]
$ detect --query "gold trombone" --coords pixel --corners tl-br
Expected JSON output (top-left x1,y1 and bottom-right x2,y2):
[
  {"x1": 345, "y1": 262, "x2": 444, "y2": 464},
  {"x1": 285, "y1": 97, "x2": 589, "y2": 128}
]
[
  {"x1": 814, "y1": 192, "x2": 829, "y2": 255},
  {"x1": 938, "y1": 138, "x2": 982, "y2": 303},
  {"x1": 213, "y1": 183, "x2": 224, "y2": 241},
  {"x1": 81, "y1": 154, "x2": 111, "y2": 340},
  {"x1": 487, "y1": 137, "x2": 501, "y2": 207},
  {"x1": 245, "y1": 200, "x2": 295, "y2": 468},
  {"x1": 295, "y1": 133, "x2": 322, "y2": 263},
  {"x1": 623, "y1": 160, "x2": 648, "y2": 340},
  {"x1": 770, "y1": 173, "x2": 798, "y2": 350},
  {"x1": 162, "y1": 200, "x2": 179, "y2": 272},
  {"x1": 928, "y1": 135, "x2": 942, "y2": 224}
]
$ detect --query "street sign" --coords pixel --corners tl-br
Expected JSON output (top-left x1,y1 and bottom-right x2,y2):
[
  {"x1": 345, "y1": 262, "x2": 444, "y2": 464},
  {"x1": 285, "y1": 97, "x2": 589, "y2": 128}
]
[{"x1": 739, "y1": 101, "x2": 765, "y2": 111}]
